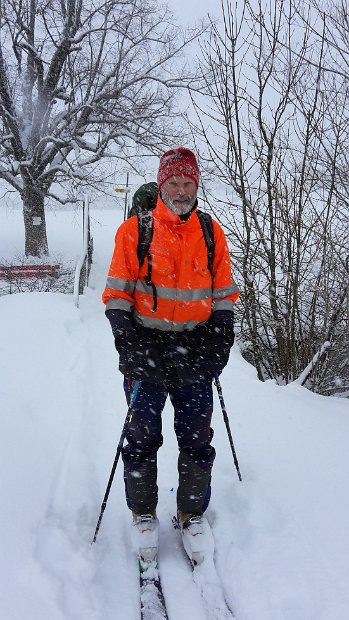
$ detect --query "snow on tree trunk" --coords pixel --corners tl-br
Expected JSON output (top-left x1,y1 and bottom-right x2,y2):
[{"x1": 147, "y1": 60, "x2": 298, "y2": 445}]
[{"x1": 23, "y1": 185, "x2": 49, "y2": 257}]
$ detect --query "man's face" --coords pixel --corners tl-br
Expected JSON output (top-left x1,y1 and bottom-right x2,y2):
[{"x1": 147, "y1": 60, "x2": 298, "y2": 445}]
[{"x1": 161, "y1": 175, "x2": 197, "y2": 215}]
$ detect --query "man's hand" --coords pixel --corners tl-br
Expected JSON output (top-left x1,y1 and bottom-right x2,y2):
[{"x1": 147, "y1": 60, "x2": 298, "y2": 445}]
[
  {"x1": 106, "y1": 310, "x2": 165, "y2": 381},
  {"x1": 201, "y1": 336, "x2": 231, "y2": 374},
  {"x1": 201, "y1": 310, "x2": 235, "y2": 374}
]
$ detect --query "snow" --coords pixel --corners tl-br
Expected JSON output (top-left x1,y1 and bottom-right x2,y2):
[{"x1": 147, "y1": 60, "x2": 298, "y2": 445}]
[{"x1": 1, "y1": 203, "x2": 349, "y2": 620}]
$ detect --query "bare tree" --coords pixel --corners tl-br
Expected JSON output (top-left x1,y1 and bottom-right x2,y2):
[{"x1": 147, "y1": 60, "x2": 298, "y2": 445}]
[
  {"x1": 192, "y1": 0, "x2": 349, "y2": 394},
  {"x1": 0, "y1": 0, "x2": 204, "y2": 256}
]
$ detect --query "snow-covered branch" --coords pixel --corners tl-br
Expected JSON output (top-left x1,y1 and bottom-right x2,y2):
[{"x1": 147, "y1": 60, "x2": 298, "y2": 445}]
[
  {"x1": 0, "y1": 0, "x2": 204, "y2": 255},
  {"x1": 293, "y1": 342, "x2": 332, "y2": 386}
]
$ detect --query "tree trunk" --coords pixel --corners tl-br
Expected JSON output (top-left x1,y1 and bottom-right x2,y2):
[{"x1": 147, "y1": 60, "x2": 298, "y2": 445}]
[{"x1": 22, "y1": 183, "x2": 49, "y2": 257}]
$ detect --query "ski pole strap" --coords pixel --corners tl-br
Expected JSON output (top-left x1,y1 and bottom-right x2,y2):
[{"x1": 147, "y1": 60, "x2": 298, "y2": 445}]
[
  {"x1": 213, "y1": 372, "x2": 242, "y2": 482},
  {"x1": 118, "y1": 378, "x2": 141, "y2": 446},
  {"x1": 130, "y1": 378, "x2": 140, "y2": 406}
]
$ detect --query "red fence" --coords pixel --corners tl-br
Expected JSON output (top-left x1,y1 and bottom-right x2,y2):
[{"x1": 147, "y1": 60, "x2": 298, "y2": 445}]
[{"x1": 0, "y1": 264, "x2": 61, "y2": 279}]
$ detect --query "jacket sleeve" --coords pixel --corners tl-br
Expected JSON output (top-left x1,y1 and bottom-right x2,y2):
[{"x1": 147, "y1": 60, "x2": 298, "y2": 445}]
[
  {"x1": 211, "y1": 220, "x2": 240, "y2": 313},
  {"x1": 102, "y1": 217, "x2": 139, "y2": 313}
]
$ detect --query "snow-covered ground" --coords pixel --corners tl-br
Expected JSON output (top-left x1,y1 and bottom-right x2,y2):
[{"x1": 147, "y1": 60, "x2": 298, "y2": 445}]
[{"x1": 0, "y1": 204, "x2": 348, "y2": 620}]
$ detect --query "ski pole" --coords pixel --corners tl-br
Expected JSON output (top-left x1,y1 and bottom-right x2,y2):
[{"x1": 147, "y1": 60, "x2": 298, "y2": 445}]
[
  {"x1": 92, "y1": 379, "x2": 141, "y2": 543},
  {"x1": 213, "y1": 372, "x2": 242, "y2": 482}
]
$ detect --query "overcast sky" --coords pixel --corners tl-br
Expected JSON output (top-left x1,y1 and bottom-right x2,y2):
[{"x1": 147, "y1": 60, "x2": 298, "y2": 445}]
[{"x1": 165, "y1": 0, "x2": 220, "y2": 26}]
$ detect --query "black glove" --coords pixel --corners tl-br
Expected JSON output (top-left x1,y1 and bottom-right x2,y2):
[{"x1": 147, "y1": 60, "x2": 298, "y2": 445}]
[
  {"x1": 209, "y1": 310, "x2": 235, "y2": 346},
  {"x1": 106, "y1": 308, "x2": 138, "y2": 350},
  {"x1": 133, "y1": 328, "x2": 166, "y2": 382},
  {"x1": 200, "y1": 336, "x2": 231, "y2": 374},
  {"x1": 106, "y1": 310, "x2": 165, "y2": 382},
  {"x1": 199, "y1": 310, "x2": 235, "y2": 374}
]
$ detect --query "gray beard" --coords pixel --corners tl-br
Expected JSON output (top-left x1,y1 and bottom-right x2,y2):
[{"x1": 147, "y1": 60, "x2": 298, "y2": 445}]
[{"x1": 161, "y1": 190, "x2": 197, "y2": 216}]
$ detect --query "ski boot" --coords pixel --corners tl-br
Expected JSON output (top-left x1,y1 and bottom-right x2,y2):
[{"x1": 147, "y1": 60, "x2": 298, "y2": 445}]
[
  {"x1": 132, "y1": 512, "x2": 159, "y2": 562},
  {"x1": 177, "y1": 512, "x2": 214, "y2": 566}
]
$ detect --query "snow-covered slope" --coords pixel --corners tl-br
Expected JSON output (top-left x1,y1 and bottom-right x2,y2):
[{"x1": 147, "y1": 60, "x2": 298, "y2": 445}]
[{"x1": 1, "y1": 207, "x2": 348, "y2": 620}]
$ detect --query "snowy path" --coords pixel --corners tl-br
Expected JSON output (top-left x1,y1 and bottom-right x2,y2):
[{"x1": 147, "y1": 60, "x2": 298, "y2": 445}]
[{"x1": 1, "y1": 206, "x2": 349, "y2": 620}]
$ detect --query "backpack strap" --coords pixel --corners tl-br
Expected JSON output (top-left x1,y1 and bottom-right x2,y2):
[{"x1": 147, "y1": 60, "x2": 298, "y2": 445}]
[
  {"x1": 197, "y1": 210, "x2": 215, "y2": 279},
  {"x1": 137, "y1": 211, "x2": 157, "y2": 312},
  {"x1": 137, "y1": 211, "x2": 154, "y2": 268}
]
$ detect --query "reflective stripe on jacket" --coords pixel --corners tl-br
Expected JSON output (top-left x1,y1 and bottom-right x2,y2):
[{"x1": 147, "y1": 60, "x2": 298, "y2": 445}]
[{"x1": 102, "y1": 196, "x2": 240, "y2": 331}]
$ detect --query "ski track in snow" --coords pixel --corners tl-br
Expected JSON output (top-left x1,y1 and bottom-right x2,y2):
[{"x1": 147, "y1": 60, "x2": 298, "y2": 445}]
[{"x1": 1, "y1": 206, "x2": 349, "y2": 620}]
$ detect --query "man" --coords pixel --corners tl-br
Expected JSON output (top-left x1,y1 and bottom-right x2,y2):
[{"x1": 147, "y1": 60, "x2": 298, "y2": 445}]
[{"x1": 102, "y1": 147, "x2": 239, "y2": 564}]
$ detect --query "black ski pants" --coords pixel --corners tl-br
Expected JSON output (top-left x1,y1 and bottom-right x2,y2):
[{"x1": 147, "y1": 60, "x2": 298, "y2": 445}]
[{"x1": 122, "y1": 378, "x2": 215, "y2": 516}]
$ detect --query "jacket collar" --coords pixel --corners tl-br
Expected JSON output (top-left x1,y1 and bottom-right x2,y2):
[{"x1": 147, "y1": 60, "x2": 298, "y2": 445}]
[{"x1": 154, "y1": 195, "x2": 198, "y2": 229}]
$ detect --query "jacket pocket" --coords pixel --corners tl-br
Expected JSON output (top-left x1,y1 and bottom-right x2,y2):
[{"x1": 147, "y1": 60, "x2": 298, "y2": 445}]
[
  {"x1": 141, "y1": 253, "x2": 175, "y2": 282},
  {"x1": 193, "y1": 255, "x2": 211, "y2": 289}
]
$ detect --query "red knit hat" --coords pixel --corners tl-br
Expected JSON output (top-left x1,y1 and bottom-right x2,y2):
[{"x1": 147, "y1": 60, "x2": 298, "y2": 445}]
[{"x1": 157, "y1": 147, "x2": 200, "y2": 189}]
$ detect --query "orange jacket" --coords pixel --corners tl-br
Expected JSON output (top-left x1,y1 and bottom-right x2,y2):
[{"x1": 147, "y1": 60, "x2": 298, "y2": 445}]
[{"x1": 102, "y1": 197, "x2": 239, "y2": 331}]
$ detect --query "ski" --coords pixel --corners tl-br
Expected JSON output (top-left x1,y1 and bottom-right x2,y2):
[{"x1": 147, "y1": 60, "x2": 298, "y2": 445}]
[
  {"x1": 139, "y1": 555, "x2": 168, "y2": 620},
  {"x1": 172, "y1": 516, "x2": 235, "y2": 619}
]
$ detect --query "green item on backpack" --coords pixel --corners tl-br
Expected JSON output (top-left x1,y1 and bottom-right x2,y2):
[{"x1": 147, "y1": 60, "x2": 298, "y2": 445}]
[{"x1": 128, "y1": 182, "x2": 158, "y2": 217}]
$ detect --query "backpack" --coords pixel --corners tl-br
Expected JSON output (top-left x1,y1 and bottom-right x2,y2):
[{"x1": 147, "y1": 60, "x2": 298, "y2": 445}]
[
  {"x1": 128, "y1": 182, "x2": 158, "y2": 218},
  {"x1": 130, "y1": 183, "x2": 215, "y2": 313}
]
